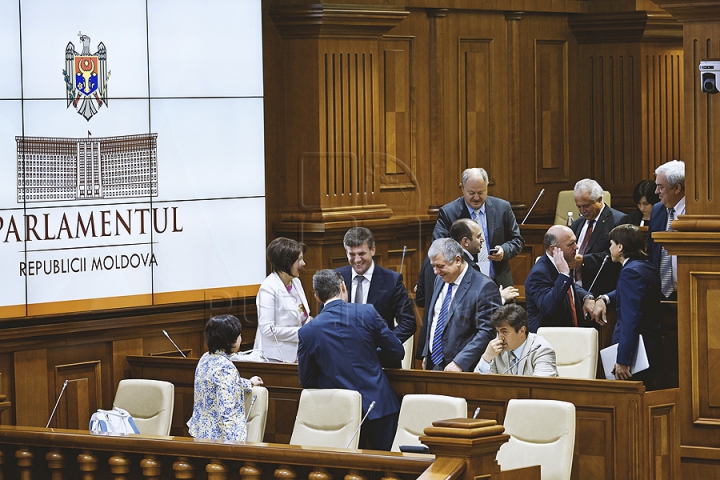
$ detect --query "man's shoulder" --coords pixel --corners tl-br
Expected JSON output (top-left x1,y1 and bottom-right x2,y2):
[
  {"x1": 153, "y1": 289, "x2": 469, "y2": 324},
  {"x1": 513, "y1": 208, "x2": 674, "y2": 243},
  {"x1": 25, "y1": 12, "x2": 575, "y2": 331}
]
[
  {"x1": 335, "y1": 265, "x2": 352, "y2": 277},
  {"x1": 373, "y1": 264, "x2": 400, "y2": 280},
  {"x1": 464, "y1": 266, "x2": 496, "y2": 289},
  {"x1": 528, "y1": 332, "x2": 554, "y2": 350},
  {"x1": 486, "y1": 195, "x2": 512, "y2": 210},
  {"x1": 528, "y1": 255, "x2": 551, "y2": 274},
  {"x1": 607, "y1": 206, "x2": 631, "y2": 224},
  {"x1": 439, "y1": 196, "x2": 466, "y2": 214}
]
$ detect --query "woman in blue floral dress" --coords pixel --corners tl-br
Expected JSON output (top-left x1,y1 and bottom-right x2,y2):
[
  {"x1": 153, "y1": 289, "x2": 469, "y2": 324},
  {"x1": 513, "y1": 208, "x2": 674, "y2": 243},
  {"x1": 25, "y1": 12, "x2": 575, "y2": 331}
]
[{"x1": 187, "y1": 315, "x2": 263, "y2": 441}]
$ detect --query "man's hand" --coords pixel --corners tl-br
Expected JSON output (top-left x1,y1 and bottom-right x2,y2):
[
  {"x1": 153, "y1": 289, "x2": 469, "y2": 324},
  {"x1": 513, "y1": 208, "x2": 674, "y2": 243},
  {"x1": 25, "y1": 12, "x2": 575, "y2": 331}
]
[
  {"x1": 444, "y1": 361, "x2": 463, "y2": 372},
  {"x1": 250, "y1": 376, "x2": 264, "y2": 386},
  {"x1": 582, "y1": 298, "x2": 596, "y2": 319},
  {"x1": 499, "y1": 285, "x2": 519, "y2": 303},
  {"x1": 482, "y1": 337, "x2": 503, "y2": 364},
  {"x1": 553, "y1": 247, "x2": 570, "y2": 275},
  {"x1": 488, "y1": 245, "x2": 504, "y2": 262},
  {"x1": 592, "y1": 298, "x2": 608, "y2": 325},
  {"x1": 613, "y1": 363, "x2": 632, "y2": 380},
  {"x1": 574, "y1": 254, "x2": 583, "y2": 267}
]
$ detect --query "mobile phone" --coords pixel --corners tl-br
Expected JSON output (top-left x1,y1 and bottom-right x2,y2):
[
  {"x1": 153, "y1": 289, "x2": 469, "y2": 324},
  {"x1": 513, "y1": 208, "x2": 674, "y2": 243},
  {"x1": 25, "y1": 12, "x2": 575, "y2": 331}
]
[{"x1": 489, "y1": 248, "x2": 499, "y2": 255}]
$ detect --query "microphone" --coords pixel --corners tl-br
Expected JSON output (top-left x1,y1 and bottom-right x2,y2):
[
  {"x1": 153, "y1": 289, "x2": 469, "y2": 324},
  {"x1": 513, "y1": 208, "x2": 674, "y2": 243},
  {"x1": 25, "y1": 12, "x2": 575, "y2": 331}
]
[
  {"x1": 472, "y1": 407, "x2": 481, "y2": 419},
  {"x1": 162, "y1": 330, "x2": 187, "y2": 358},
  {"x1": 269, "y1": 325, "x2": 286, "y2": 363},
  {"x1": 47, "y1": 380, "x2": 69, "y2": 428},
  {"x1": 345, "y1": 400, "x2": 375, "y2": 448},
  {"x1": 399, "y1": 246, "x2": 408, "y2": 276},
  {"x1": 586, "y1": 255, "x2": 610, "y2": 293},
  {"x1": 246, "y1": 394, "x2": 258, "y2": 420},
  {"x1": 500, "y1": 345, "x2": 541, "y2": 374},
  {"x1": 521, "y1": 189, "x2": 545, "y2": 224}
]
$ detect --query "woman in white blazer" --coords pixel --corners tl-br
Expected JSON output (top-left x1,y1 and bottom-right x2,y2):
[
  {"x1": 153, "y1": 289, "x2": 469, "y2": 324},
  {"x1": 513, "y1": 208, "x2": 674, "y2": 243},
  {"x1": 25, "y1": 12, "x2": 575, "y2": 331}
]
[{"x1": 254, "y1": 237, "x2": 311, "y2": 362}]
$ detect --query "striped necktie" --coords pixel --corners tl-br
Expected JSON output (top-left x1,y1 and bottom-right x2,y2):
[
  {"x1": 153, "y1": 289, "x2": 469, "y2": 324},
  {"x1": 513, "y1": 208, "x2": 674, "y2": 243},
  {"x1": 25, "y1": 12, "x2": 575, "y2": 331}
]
[
  {"x1": 659, "y1": 207, "x2": 675, "y2": 298},
  {"x1": 431, "y1": 283, "x2": 454, "y2": 366}
]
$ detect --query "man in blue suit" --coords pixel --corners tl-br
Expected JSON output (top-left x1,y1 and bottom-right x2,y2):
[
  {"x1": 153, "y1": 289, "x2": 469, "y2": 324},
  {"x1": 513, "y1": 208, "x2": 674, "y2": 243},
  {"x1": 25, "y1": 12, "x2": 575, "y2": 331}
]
[
  {"x1": 420, "y1": 238, "x2": 501, "y2": 372},
  {"x1": 525, "y1": 225, "x2": 596, "y2": 333},
  {"x1": 336, "y1": 227, "x2": 416, "y2": 368},
  {"x1": 432, "y1": 167, "x2": 524, "y2": 288},
  {"x1": 298, "y1": 269, "x2": 404, "y2": 451}
]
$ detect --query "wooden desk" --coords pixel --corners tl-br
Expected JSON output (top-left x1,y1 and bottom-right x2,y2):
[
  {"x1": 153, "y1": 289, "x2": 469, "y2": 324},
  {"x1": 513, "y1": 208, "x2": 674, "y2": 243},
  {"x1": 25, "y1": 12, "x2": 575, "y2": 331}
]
[{"x1": 127, "y1": 355, "x2": 679, "y2": 480}]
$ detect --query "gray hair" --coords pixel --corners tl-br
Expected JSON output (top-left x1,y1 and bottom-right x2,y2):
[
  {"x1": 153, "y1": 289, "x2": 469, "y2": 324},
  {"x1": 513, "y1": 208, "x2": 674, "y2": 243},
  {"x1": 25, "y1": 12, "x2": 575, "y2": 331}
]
[
  {"x1": 574, "y1": 178, "x2": 603, "y2": 200},
  {"x1": 428, "y1": 238, "x2": 463, "y2": 262},
  {"x1": 343, "y1": 226, "x2": 375, "y2": 249},
  {"x1": 461, "y1": 168, "x2": 489, "y2": 187},
  {"x1": 312, "y1": 269, "x2": 344, "y2": 303},
  {"x1": 655, "y1": 160, "x2": 685, "y2": 190}
]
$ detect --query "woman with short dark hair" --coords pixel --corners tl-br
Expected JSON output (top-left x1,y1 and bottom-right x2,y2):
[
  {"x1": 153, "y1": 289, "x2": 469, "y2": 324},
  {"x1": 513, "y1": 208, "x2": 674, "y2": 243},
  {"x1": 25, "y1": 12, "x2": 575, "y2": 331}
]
[
  {"x1": 187, "y1": 315, "x2": 263, "y2": 441},
  {"x1": 254, "y1": 237, "x2": 311, "y2": 362},
  {"x1": 629, "y1": 180, "x2": 660, "y2": 226},
  {"x1": 595, "y1": 224, "x2": 663, "y2": 388}
]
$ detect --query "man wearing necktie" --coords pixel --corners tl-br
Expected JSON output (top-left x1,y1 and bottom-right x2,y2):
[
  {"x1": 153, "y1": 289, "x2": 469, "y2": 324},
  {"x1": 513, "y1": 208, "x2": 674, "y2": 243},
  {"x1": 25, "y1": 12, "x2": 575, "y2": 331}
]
[
  {"x1": 570, "y1": 179, "x2": 631, "y2": 296},
  {"x1": 334, "y1": 227, "x2": 416, "y2": 368},
  {"x1": 524, "y1": 225, "x2": 597, "y2": 333},
  {"x1": 420, "y1": 238, "x2": 501, "y2": 372},
  {"x1": 646, "y1": 160, "x2": 685, "y2": 300},
  {"x1": 432, "y1": 168, "x2": 524, "y2": 288}
]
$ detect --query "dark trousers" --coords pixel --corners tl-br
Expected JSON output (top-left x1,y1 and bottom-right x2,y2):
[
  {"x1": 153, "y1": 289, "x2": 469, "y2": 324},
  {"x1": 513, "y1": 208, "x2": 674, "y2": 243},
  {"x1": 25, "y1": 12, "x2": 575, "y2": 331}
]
[{"x1": 359, "y1": 412, "x2": 399, "y2": 451}]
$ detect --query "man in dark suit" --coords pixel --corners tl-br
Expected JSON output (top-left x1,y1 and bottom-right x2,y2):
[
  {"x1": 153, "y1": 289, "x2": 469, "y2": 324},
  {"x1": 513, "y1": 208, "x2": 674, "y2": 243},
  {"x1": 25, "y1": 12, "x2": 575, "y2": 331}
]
[
  {"x1": 420, "y1": 238, "x2": 501, "y2": 372},
  {"x1": 336, "y1": 227, "x2": 416, "y2": 368},
  {"x1": 570, "y1": 179, "x2": 631, "y2": 295},
  {"x1": 646, "y1": 160, "x2": 685, "y2": 300},
  {"x1": 298, "y1": 269, "x2": 404, "y2": 451},
  {"x1": 525, "y1": 225, "x2": 596, "y2": 333},
  {"x1": 432, "y1": 167, "x2": 524, "y2": 288}
]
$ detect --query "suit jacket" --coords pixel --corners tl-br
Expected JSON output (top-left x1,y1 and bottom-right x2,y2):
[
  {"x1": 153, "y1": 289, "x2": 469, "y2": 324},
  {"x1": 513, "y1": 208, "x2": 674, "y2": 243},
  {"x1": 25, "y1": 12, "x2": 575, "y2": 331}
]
[
  {"x1": 646, "y1": 202, "x2": 668, "y2": 270},
  {"x1": 570, "y1": 206, "x2": 631, "y2": 294},
  {"x1": 420, "y1": 266, "x2": 501, "y2": 371},
  {"x1": 336, "y1": 264, "x2": 416, "y2": 368},
  {"x1": 607, "y1": 259, "x2": 662, "y2": 368},
  {"x1": 297, "y1": 300, "x2": 404, "y2": 420},
  {"x1": 474, "y1": 333, "x2": 558, "y2": 377},
  {"x1": 432, "y1": 196, "x2": 524, "y2": 287},
  {"x1": 524, "y1": 255, "x2": 591, "y2": 333},
  {"x1": 254, "y1": 273, "x2": 311, "y2": 362}
]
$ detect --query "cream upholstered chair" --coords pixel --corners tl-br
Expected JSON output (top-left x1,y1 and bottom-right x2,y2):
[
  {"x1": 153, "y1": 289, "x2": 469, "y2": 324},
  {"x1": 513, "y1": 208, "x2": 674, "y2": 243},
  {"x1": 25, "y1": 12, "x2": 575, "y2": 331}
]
[
  {"x1": 554, "y1": 190, "x2": 612, "y2": 225},
  {"x1": 401, "y1": 336, "x2": 414, "y2": 370},
  {"x1": 244, "y1": 385, "x2": 269, "y2": 442},
  {"x1": 289, "y1": 389, "x2": 362, "y2": 449},
  {"x1": 112, "y1": 379, "x2": 174, "y2": 436},
  {"x1": 537, "y1": 327, "x2": 598, "y2": 379},
  {"x1": 390, "y1": 394, "x2": 467, "y2": 452},
  {"x1": 496, "y1": 399, "x2": 576, "y2": 480}
]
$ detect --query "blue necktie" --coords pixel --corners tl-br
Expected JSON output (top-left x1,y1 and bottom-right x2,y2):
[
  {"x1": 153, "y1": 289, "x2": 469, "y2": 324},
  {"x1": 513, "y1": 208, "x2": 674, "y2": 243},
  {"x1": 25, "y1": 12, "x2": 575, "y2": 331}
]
[{"x1": 431, "y1": 283, "x2": 454, "y2": 366}]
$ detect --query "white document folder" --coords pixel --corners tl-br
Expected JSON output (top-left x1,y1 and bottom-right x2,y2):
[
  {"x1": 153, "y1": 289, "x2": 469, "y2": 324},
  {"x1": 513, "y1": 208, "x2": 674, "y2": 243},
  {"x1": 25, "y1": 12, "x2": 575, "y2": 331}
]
[{"x1": 600, "y1": 334, "x2": 650, "y2": 379}]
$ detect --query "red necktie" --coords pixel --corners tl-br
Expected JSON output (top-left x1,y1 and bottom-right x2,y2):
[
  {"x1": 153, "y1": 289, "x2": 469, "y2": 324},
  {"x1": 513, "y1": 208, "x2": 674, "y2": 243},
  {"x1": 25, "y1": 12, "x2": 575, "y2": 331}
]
[
  {"x1": 568, "y1": 285, "x2": 578, "y2": 327},
  {"x1": 574, "y1": 220, "x2": 594, "y2": 282}
]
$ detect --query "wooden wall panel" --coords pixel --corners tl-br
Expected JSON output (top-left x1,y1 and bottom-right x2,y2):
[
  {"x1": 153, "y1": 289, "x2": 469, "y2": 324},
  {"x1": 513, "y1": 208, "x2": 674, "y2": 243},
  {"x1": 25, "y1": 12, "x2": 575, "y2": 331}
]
[
  {"x1": 689, "y1": 272, "x2": 720, "y2": 424},
  {"x1": 534, "y1": 40, "x2": 570, "y2": 183},
  {"x1": 14, "y1": 349, "x2": 48, "y2": 427}
]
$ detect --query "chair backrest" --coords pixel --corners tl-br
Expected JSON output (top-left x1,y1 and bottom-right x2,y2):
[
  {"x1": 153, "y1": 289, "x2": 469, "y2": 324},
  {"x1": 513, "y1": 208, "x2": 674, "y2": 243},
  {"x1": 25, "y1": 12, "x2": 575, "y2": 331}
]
[
  {"x1": 496, "y1": 399, "x2": 576, "y2": 480},
  {"x1": 554, "y1": 190, "x2": 612, "y2": 225},
  {"x1": 244, "y1": 385, "x2": 269, "y2": 442},
  {"x1": 289, "y1": 389, "x2": 362, "y2": 449},
  {"x1": 537, "y1": 327, "x2": 598, "y2": 379},
  {"x1": 112, "y1": 379, "x2": 174, "y2": 436},
  {"x1": 401, "y1": 335, "x2": 414, "y2": 370},
  {"x1": 391, "y1": 394, "x2": 467, "y2": 452}
]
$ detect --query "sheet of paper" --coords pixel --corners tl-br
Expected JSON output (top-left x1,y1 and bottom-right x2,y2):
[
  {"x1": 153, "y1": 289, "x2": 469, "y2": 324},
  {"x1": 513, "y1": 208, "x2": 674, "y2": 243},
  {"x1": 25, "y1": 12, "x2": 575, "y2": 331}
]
[{"x1": 600, "y1": 334, "x2": 650, "y2": 379}]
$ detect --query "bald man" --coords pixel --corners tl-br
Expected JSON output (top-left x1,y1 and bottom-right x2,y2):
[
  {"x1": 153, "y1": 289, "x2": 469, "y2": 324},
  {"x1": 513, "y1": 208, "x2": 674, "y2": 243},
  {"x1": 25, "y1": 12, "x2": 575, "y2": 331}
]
[{"x1": 524, "y1": 225, "x2": 596, "y2": 332}]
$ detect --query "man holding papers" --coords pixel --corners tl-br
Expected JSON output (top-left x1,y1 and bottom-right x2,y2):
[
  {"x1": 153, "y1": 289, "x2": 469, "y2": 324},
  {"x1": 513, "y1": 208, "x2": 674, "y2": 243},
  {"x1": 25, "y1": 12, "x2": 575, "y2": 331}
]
[{"x1": 592, "y1": 224, "x2": 663, "y2": 388}]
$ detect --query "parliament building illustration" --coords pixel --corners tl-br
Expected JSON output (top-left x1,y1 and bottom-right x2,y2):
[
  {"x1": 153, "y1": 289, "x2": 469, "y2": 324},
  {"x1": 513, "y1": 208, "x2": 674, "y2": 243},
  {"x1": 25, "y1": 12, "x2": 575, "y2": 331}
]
[{"x1": 16, "y1": 133, "x2": 158, "y2": 202}]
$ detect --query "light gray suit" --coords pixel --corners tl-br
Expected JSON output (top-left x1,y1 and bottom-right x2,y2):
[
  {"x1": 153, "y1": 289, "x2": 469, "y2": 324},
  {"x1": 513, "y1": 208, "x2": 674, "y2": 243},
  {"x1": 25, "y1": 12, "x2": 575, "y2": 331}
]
[{"x1": 474, "y1": 333, "x2": 558, "y2": 377}]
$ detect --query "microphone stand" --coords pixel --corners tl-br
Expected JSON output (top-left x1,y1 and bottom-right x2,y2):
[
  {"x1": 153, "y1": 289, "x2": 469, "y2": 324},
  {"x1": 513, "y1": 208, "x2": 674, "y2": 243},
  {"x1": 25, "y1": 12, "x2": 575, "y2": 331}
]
[
  {"x1": 500, "y1": 345, "x2": 541, "y2": 374},
  {"x1": 246, "y1": 394, "x2": 258, "y2": 420},
  {"x1": 399, "y1": 246, "x2": 407, "y2": 276},
  {"x1": 345, "y1": 401, "x2": 375, "y2": 448},
  {"x1": 521, "y1": 189, "x2": 545, "y2": 224},
  {"x1": 269, "y1": 325, "x2": 286, "y2": 363},
  {"x1": 586, "y1": 255, "x2": 609, "y2": 293},
  {"x1": 162, "y1": 330, "x2": 187, "y2": 358},
  {"x1": 47, "y1": 380, "x2": 69, "y2": 428}
]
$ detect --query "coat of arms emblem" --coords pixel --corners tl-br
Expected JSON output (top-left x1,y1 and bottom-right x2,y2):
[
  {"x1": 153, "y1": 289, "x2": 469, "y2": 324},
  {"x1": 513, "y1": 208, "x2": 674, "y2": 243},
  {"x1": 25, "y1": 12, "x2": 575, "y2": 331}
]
[{"x1": 63, "y1": 32, "x2": 111, "y2": 121}]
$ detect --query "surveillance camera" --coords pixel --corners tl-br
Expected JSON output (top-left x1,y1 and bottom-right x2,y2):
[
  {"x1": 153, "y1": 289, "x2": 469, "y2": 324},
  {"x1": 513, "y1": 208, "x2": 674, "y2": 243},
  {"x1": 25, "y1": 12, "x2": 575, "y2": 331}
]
[{"x1": 699, "y1": 60, "x2": 720, "y2": 94}]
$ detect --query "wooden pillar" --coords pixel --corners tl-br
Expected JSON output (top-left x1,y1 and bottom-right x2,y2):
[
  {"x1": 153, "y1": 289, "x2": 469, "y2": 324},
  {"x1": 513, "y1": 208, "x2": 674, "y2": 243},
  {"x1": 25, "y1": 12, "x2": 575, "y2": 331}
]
[
  {"x1": 648, "y1": 0, "x2": 720, "y2": 476},
  {"x1": 427, "y1": 8, "x2": 448, "y2": 213}
]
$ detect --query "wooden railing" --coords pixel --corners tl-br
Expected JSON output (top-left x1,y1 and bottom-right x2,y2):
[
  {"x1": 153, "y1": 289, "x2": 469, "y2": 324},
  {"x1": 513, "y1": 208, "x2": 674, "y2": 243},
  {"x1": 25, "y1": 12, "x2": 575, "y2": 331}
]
[{"x1": 0, "y1": 424, "x2": 539, "y2": 480}]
